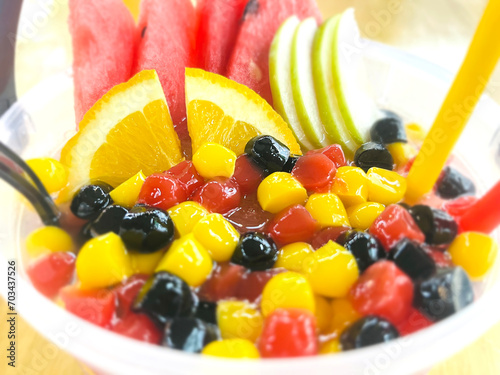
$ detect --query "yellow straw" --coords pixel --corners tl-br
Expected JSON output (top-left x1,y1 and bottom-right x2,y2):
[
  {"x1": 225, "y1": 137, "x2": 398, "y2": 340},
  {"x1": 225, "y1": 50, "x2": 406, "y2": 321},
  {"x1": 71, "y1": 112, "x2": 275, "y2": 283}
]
[{"x1": 405, "y1": 0, "x2": 500, "y2": 203}]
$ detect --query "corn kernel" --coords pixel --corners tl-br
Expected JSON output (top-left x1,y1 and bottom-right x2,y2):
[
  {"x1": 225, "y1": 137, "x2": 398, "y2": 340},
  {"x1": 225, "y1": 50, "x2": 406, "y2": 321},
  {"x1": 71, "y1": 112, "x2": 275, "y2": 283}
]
[
  {"x1": 76, "y1": 233, "x2": 132, "y2": 290},
  {"x1": 367, "y1": 167, "x2": 407, "y2": 205},
  {"x1": 193, "y1": 142, "x2": 237, "y2": 179},
  {"x1": 217, "y1": 301, "x2": 263, "y2": 342},
  {"x1": 27, "y1": 157, "x2": 68, "y2": 194},
  {"x1": 130, "y1": 250, "x2": 166, "y2": 275},
  {"x1": 274, "y1": 242, "x2": 314, "y2": 272},
  {"x1": 448, "y1": 232, "x2": 498, "y2": 280},
  {"x1": 386, "y1": 143, "x2": 417, "y2": 169},
  {"x1": 155, "y1": 234, "x2": 213, "y2": 286},
  {"x1": 406, "y1": 123, "x2": 427, "y2": 143},
  {"x1": 202, "y1": 339, "x2": 260, "y2": 359},
  {"x1": 315, "y1": 295, "x2": 332, "y2": 334},
  {"x1": 331, "y1": 167, "x2": 368, "y2": 207},
  {"x1": 261, "y1": 272, "x2": 316, "y2": 316},
  {"x1": 330, "y1": 298, "x2": 361, "y2": 335},
  {"x1": 192, "y1": 213, "x2": 240, "y2": 262},
  {"x1": 168, "y1": 201, "x2": 209, "y2": 237},
  {"x1": 346, "y1": 202, "x2": 385, "y2": 231},
  {"x1": 257, "y1": 172, "x2": 308, "y2": 214},
  {"x1": 303, "y1": 241, "x2": 359, "y2": 298},
  {"x1": 319, "y1": 339, "x2": 342, "y2": 354},
  {"x1": 109, "y1": 171, "x2": 146, "y2": 208},
  {"x1": 26, "y1": 226, "x2": 74, "y2": 258},
  {"x1": 305, "y1": 193, "x2": 350, "y2": 228}
]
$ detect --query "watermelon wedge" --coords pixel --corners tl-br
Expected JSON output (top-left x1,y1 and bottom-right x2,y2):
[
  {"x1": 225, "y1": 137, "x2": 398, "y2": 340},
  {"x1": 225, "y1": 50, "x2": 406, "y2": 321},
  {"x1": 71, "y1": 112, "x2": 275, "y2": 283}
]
[
  {"x1": 227, "y1": 0, "x2": 322, "y2": 104},
  {"x1": 69, "y1": 0, "x2": 138, "y2": 124},
  {"x1": 195, "y1": 0, "x2": 249, "y2": 75},
  {"x1": 134, "y1": 0, "x2": 196, "y2": 126}
]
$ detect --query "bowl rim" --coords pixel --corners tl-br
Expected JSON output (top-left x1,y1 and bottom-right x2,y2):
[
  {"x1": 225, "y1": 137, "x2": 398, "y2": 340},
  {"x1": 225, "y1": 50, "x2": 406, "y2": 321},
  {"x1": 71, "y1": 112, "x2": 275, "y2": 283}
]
[{"x1": 1, "y1": 40, "x2": 500, "y2": 375}]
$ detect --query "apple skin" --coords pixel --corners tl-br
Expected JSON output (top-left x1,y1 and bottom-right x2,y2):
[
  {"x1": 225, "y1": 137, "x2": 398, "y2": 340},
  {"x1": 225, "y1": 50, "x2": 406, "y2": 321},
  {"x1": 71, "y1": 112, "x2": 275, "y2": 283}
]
[
  {"x1": 269, "y1": 16, "x2": 314, "y2": 150},
  {"x1": 331, "y1": 9, "x2": 381, "y2": 145},
  {"x1": 312, "y1": 15, "x2": 358, "y2": 157},
  {"x1": 291, "y1": 17, "x2": 329, "y2": 149}
]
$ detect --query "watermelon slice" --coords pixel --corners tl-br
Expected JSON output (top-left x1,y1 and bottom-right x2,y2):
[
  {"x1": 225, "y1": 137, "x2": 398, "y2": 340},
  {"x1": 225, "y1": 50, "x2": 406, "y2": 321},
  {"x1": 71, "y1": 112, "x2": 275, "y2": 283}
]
[
  {"x1": 195, "y1": 0, "x2": 249, "y2": 75},
  {"x1": 69, "y1": 0, "x2": 137, "y2": 124},
  {"x1": 227, "y1": 0, "x2": 322, "y2": 104},
  {"x1": 134, "y1": 0, "x2": 196, "y2": 126}
]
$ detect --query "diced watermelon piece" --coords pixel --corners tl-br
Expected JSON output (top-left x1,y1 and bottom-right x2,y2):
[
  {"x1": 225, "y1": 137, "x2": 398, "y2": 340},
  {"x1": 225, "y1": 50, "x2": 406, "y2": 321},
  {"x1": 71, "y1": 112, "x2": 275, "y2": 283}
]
[
  {"x1": 111, "y1": 312, "x2": 162, "y2": 344},
  {"x1": 27, "y1": 252, "x2": 76, "y2": 299},
  {"x1": 113, "y1": 274, "x2": 149, "y2": 317},
  {"x1": 198, "y1": 263, "x2": 245, "y2": 301},
  {"x1": 60, "y1": 286, "x2": 116, "y2": 328},
  {"x1": 69, "y1": 0, "x2": 137, "y2": 124},
  {"x1": 134, "y1": 0, "x2": 196, "y2": 126},
  {"x1": 196, "y1": 0, "x2": 249, "y2": 75},
  {"x1": 227, "y1": 0, "x2": 322, "y2": 104}
]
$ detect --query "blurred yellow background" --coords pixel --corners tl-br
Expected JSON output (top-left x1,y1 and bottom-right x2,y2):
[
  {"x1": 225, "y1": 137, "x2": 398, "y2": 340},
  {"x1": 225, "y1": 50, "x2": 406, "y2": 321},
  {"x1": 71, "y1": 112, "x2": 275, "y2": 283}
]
[{"x1": 3, "y1": 0, "x2": 500, "y2": 374}]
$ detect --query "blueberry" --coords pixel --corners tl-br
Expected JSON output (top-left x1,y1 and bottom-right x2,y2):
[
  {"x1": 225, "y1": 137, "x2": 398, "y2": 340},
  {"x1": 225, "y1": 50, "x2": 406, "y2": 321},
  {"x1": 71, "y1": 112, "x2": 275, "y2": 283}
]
[
  {"x1": 436, "y1": 166, "x2": 476, "y2": 199},
  {"x1": 245, "y1": 135, "x2": 291, "y2": 174},
  {"x1": 163, "y1": 318, "x2": 219, "y2": 353},
  {"x1": 194, "y1": 301, "x2": 217, "y2": 325},
  {"x1": 414, "y1": 267, "x2": 474, "y2": 322},
  {"x1": 133, "y1": 272, "x2": 197, "y2": 324},
  {"x1": 70, "y1": 183, "x2": 113, "y2": 220},
  {"x1": 87, "y1": 205, "x2": 128, "y2": 237},
  {"x1": 370, "y1": 116, "x2": 407, "y2": 144},
  {"x1": 340, "y1": 316, "x2": 399, "y2": 350},
  {"x1": 337, "y1": 230, "x2": 386, "y2": 272},
  {"x1": 282, "y1": 155, "x2": 300, "y2": 173},
  {"x1": 389, "y1": 239, "x2": 436, "y2": 280},
  {"x1": 354, "y1": 142, "x2": 394, "y2": 173},
  {"x1": 231, "y1": 232, "x2": 278, "y2": 271},
  {"x1": 409, "y1": 205, "x2": 458, "y2": 245},
  {"x1": 119, "y1": 205, "x2": 175, "y2": 253}
]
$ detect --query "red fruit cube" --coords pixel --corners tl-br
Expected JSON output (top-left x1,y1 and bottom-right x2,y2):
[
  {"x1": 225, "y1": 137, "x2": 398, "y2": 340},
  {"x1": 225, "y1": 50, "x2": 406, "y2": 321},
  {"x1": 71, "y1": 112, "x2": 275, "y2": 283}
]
[
  {"x1": 259, "y1": 308, "x2": 318, "y2": 358},
  {"x1": 235, "y1": 268, "x2": 284, "y2": 303},
  {"x1": 198, "y1": 263, "x2": 246, "y2": 302},
  {"x1": 292, "y1": 154, "x2": 337, "y2": 192},
  {"x1": 349, "y1": 260, "x2": 414, "y2": 325},
  {"x1": 396, "y1": 308, "x2": 433, "y2": 336},
  {"x1": 268, "y1": 205, "x2": 318, "y2": 246},
  {"x1": 166, "y1": 160, "x2": 205, "y2": 197},
  {"x1": 113, "y1": 274, "x2": 149, "y2": 317},
  {"x1": 138, "y1": 173, "x2": 188, "y2": 211},
  {"x1": 111, "y1": 312, "x2": 162, "y2": 344},
  {"x1": 27, "y1": 252, "x2": 76, "y2": 298},
  {"x1": 307, "y1": 144, "x2": 346, "y2": 169},
  {"x1": 60, "y1": 286, "x2": 116, "y2": 328},
  {"x1": 311, "y1": 227, "x2": 350, "y2": 250},
  {"x1": 231, "y1": 155, "x2": 265, "y2": 195},
  {"x1": 192, "y1": 178, "x2": 241, "y2": 214},
  {"x1": 369, "y1": 205, "x2": 425, "y2": 251}
]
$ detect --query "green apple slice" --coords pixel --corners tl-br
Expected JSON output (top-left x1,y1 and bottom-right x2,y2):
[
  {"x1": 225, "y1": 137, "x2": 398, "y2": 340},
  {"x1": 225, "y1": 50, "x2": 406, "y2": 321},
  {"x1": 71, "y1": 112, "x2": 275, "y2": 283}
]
[
  {"x1": 332, "y1": 9, "x2": 381, "y2": 144},
  {"x1": 291, "y1": 18, "x2": 329, "y2": 149},
  {"x1": 312, "y1": 15, "x2": 358, "y2": 156},
  {"x1": 269, "y1": 16, "x2": 314, "y2": 150}
]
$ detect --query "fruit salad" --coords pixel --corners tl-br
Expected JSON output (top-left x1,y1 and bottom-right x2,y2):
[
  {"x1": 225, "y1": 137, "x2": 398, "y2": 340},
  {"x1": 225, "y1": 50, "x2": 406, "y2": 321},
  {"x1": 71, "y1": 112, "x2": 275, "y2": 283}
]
[{"x1": 17, "y1": 0, "x2": 499, "y2": 361}]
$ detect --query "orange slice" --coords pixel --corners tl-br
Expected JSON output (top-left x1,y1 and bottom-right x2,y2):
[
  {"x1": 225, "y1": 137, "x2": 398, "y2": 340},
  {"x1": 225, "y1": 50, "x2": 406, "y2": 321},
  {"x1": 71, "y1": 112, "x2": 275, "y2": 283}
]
[
  {"x1": 185, "y1": 68, "x2": 302, "y2": 156},
  {"x1": 60, "y1": 70, "x2": 183, "y2": 200}
]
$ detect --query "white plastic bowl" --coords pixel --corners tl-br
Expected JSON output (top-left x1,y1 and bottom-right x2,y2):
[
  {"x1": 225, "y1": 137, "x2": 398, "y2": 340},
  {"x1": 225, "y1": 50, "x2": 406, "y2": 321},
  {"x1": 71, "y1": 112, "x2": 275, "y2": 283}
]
[{"x1": 1, "y1": 41, "x2": 500, "y2": 375}]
